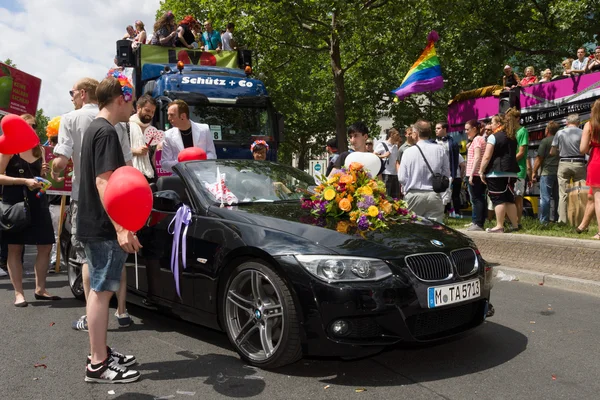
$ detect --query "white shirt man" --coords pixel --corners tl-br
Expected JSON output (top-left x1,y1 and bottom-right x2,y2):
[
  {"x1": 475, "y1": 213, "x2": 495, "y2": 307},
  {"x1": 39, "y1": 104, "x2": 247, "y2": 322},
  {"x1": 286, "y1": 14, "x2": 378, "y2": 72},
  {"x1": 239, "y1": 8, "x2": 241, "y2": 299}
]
[
  {"x1": 161, "y1": 100, "x2": 217, "y2": 172},
  {"x1": 571, "y1": 48, "x2": 589, "y2": 75},
  {"x1": 374, "y1": 128, "x2": 400, "y2": 198},
  {"x1": 399, "y1": 121, "x2": 450, "y2": 222},
  {"x1": 128, "y1": 94, "x2": 157, "y2": 179},
  {"x1": 221, "y1": 23, "x2": 236, "y2": 51}
]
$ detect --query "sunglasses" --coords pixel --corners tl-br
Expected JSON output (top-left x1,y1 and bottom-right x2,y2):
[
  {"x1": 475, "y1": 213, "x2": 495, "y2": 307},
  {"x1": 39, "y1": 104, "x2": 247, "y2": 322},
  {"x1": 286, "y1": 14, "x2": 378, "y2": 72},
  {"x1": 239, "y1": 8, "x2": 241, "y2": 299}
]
[{"x1": 69, "y1": 89, "x2": 85, "y2": 97}]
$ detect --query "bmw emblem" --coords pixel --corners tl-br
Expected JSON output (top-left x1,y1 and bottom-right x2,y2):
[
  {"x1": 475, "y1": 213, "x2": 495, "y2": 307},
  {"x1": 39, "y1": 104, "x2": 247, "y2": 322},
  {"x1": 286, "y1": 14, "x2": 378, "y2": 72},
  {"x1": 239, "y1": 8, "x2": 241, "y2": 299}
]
[
  {"x1": 431, "y1": 239, "x2": 444, "y2": 247},
  {"x1": 254, "y1": 309, "x2": 262, "y2": 319}
]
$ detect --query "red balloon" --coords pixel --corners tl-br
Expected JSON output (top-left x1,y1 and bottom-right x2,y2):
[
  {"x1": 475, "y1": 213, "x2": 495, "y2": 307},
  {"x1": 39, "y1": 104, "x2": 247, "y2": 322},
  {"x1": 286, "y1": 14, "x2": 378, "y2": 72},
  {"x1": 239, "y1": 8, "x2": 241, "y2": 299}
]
[
  {"x1": 178, "y1": 147, "x2": 207, "y2": 162},
  {"x1": 104, "y1": 166, "x2": 153, "y2": 232},
  {"x1": 0, "y1": 114, "x2": 40, "y2": 154}
]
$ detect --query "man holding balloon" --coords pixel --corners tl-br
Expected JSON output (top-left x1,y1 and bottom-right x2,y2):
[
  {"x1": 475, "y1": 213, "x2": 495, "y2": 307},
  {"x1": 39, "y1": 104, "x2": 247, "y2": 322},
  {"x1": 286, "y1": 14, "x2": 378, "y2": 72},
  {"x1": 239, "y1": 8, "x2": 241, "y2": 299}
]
[{"x1": 77, "y1": 71, "x2": 152, "y2": 384}]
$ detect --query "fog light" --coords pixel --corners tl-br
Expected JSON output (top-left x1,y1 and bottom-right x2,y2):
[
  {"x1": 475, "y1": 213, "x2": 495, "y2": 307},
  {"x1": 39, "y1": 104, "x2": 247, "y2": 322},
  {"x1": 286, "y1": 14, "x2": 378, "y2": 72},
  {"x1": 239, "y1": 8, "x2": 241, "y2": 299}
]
[{"x1": 331, "y1": 320, "x2": 349, "y2": 336}]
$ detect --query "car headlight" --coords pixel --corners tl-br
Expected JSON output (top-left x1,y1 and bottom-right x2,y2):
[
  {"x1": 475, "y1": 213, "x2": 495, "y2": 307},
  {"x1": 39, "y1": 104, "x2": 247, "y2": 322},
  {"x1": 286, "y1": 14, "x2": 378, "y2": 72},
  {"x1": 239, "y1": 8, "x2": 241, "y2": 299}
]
[{"x1": 294, "y1": 255, "x2": 392, "y2": 283}]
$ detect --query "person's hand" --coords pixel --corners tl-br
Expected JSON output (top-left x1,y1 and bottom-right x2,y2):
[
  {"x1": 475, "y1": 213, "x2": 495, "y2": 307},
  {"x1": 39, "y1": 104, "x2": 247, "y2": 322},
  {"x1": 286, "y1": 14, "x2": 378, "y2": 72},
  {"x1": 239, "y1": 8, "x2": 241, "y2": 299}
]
[
  {"x1": 469, "y1": 176, "x2": 474, "y2": 186},
  {"x1": 41, "y1": 162, "x2": 49, "y2": 177},
  {"x1": 531, "y1": 173, "x2": 537, "y2": 183},
  {"x1": 137, "y1": 146, "x2": 149, "y2": 155},
  {"x1": 479, "y1": 173, "x2": 486, "y2": 185},
  {"x1": 51, "y1": 168, "x2": 65, "y2": 182},
  {"x1": 187, "y1": 44, "x2": 194, "y2": 49},
  {"x1": 24, "y1": 178, "x2": 42, "y2": 190},
  {"x1": 117, "y1": 229, "x2": 142, "y2": 254}
]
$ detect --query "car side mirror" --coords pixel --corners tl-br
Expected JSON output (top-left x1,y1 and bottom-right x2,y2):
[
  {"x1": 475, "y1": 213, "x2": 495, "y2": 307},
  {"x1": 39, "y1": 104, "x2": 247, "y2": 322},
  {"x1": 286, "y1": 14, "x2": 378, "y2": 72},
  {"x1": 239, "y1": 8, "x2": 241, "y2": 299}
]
[{"x1": 153, "y1": 190, "x2": 182, "y2": 212}]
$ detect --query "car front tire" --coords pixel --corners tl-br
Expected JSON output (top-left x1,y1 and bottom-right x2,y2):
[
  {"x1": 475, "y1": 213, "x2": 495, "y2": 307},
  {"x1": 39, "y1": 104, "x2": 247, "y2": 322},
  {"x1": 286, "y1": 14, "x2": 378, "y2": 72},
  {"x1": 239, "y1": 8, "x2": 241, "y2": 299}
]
[{"x1": 221, "y1": 260, "x2": 302, "y2": 369}]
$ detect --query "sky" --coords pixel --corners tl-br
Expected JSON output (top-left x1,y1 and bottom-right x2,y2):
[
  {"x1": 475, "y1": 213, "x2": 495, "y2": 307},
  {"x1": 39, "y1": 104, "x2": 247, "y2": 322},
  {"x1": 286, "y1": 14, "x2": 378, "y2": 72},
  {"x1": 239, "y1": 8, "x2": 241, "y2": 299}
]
[{"x1": 0, "y1": 0, "x2": 162, "y2": 117}]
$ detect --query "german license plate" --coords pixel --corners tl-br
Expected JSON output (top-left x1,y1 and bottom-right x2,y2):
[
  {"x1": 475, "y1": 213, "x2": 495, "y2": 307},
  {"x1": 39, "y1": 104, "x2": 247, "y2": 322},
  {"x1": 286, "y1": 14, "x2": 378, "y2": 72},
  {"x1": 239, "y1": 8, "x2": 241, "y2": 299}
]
[{"x1": 427, "y1": 279, "x2": 480, "y2": 308}]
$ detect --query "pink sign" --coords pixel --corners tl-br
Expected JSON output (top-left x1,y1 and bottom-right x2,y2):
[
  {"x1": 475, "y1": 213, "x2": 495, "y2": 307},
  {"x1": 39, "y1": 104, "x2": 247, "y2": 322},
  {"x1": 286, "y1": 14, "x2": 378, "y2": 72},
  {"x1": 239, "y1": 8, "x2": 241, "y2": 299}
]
[
  {"x1": 0, "y1": 63, "x2": 42, "y2": 116},
  {"x1": 44, "y1": 146, "x2": 73, "y2": 195},
  {"x1": 154, "y1": 149, "x2": 172, "y2": 178}
]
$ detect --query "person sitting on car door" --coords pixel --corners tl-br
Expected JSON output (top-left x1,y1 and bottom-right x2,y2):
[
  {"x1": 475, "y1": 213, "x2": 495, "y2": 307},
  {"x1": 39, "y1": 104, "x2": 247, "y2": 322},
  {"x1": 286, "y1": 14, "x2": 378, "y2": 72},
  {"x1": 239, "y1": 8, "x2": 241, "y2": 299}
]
[{"x1": 161, "y1": 100, "x2": 217, "y2": 172}]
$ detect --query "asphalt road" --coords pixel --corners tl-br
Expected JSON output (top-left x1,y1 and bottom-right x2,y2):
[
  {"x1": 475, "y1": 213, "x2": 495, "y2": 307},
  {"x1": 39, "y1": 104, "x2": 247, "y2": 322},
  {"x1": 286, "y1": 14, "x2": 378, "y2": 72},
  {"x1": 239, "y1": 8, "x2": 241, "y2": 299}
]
[{"x1": 1, "y1": 257, "x2": 600, "y2": 399}]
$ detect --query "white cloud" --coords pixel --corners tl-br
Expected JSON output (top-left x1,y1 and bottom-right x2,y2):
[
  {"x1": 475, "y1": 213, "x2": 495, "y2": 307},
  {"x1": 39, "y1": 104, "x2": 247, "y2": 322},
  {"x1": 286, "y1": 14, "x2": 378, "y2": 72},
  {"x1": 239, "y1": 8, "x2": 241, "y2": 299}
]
[{"x1": 0, "y1": 0, "x2": 161, "y2": 117}]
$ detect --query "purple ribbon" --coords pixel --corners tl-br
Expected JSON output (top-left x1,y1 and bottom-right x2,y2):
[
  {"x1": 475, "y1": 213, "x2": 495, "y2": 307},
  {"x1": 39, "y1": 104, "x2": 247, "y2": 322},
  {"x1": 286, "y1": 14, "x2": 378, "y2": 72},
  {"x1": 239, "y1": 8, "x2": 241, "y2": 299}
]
[{"x1": 168, "y1": 204, "x2": 192, "y2": 298}]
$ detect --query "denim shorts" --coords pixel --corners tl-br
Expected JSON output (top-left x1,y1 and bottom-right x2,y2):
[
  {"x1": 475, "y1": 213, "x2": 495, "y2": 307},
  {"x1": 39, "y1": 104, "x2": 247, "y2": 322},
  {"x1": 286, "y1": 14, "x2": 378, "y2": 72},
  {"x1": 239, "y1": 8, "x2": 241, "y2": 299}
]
[{"x1": 84, "y1": 240, "x2": 127, "y2": 293}]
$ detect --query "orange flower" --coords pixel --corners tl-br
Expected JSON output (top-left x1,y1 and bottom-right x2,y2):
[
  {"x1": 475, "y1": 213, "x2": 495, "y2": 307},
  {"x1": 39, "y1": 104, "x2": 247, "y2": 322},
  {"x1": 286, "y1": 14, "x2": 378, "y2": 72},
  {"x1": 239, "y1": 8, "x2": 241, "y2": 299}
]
[
  {"x1": 339, "y1": 174, "x2": 354, "y2": 184},
  {"x1": 349, "y1": 162, "x2": 363, "y2": 171},
  {"x1": 339, "y1": 198, "x2": 352, "y2": 212},
  {"x1": 336, "y1": 220, "x2": 351, "y2": 233},
  {"x1": 380, "y1": 201, "x2": 392, "y2": 214}
]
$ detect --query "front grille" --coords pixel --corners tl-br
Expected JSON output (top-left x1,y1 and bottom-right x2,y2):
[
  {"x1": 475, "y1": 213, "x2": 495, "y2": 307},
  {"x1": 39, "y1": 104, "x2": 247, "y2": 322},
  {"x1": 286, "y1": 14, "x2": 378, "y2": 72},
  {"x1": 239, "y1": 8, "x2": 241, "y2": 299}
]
[
  {"x1": 346, "y1": 317, "x2": 382, "y2": 338},
  {"x1": 404, "y1": 253, "x2": 453, "y2": 281},
  {"x1": 407, "y1": 301, "x2": 481, "y2": 339},
  {"x1": 451, "y1": 248, "x2": 479, "y2": 277}
]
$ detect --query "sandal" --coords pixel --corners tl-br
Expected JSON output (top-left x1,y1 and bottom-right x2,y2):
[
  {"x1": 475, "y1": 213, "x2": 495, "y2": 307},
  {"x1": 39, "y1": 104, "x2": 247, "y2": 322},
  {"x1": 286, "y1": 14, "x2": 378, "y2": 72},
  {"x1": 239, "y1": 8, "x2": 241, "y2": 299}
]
[
  {"x1": 576, "y1": 227, "x2": 589, "y2": 234},
  {"x1": 486, "y1": 227, "x2": 504, "y2": 233},
  {"x1": 593, "y1": 233, "x2": 600, "y2": 240}
]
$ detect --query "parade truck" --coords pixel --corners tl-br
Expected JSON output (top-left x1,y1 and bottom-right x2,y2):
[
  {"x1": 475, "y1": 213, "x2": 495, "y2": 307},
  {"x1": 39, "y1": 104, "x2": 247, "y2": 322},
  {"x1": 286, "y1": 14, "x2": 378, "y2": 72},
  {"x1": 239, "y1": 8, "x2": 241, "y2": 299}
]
[
  {"x1": 446, "y1": 71, "x2": 600, "y2": 216},
  {"x1": 115, "y1": 41, "x2": 284, "y2": 161}
]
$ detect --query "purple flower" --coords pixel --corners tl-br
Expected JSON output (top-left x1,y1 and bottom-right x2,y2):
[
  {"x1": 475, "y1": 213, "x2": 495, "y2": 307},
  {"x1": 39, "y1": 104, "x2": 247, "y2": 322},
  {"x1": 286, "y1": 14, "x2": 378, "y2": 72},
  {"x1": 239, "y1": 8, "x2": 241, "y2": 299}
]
[
  {"x1": 377, "y1": 212, "x2": 384, "y2": 220},
  {"x1": 363, "y1": 195, "x2": 375, "y2": 206},
  {"x1": 357, "y1": 215, "x2": 370, "y2": 231}
]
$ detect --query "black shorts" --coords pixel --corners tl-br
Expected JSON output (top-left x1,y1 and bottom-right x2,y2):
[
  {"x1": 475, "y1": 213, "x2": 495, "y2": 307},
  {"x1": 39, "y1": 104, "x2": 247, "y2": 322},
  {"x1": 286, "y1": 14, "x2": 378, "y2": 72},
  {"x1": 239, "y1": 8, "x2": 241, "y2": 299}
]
[{"x1": 487, "y1": 177, "x2": 516, "y2": 206}]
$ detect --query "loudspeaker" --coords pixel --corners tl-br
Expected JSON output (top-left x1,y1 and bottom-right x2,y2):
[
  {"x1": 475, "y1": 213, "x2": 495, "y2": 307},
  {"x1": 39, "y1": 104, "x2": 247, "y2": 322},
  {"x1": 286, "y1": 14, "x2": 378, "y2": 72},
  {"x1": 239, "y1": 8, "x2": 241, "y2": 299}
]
[
  {"x1": 499, "y1": 97, "x2": 511, "y2": 114},
  {"x1": 115, "y1": 40, "x2": 135, "y2": 68}
]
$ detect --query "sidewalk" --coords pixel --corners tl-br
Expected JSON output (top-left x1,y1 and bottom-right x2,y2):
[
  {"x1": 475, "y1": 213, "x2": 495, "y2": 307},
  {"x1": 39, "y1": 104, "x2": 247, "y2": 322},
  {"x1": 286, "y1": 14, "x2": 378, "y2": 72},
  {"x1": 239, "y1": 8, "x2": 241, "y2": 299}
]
[{"x1": 460, "y1": 229, "x2": 600, "y2": 295}]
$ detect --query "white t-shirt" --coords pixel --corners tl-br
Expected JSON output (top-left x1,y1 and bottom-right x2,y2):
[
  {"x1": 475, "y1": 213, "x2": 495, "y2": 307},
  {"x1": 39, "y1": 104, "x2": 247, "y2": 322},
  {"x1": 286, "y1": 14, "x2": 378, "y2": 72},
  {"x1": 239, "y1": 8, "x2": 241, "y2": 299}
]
[
  {"x1": 221, "y1": 31, "x2": 234, "y2": 51},
  {"x1": 374, "y1": 140, "x2": 398, "y2": 175},
  {"x1": 457, "y1": 154, "x2": 465, "y2": 178}
]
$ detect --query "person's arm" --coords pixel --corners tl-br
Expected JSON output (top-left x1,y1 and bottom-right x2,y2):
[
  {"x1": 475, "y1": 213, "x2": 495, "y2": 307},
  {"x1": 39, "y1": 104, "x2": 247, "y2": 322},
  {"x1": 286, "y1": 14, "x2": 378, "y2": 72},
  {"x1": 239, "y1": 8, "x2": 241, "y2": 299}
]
[
  {"x1": 532, "y1": 156, "x2": 543, "y2": 181},
  {"x1": 459, "y1": 160, "x2": 466, "y2": 179},
  {"x1": 0, "y1": 154, "x2": 41, "y2": 189},
  {"x1": 160, "y1": 135, "x2": 177, "y2": 172},
  {"x1": 216, "y1": 32, "x2": 222, "y2": 51},
  {"x1": 469, "y1": 146, "x2": 482, "y2": 178},
  {"x1": 503, "y1": 75, "x2": 508, "y2": 89},
  {"x1": 96, "y1": 171, "x2": 141, "y2": 253},
  {"x1": 516, "y1": 144, "x2": 527, "y2": 161},
  {"x1": 230, "y1": 34, "x2": 237, "y2": 50},
  {"x1": 478, "y1": 142, "x2": 495, "y2": 184},
  {"x1": 52, "y1": 114, "x2": 74, "y2": 181},
  {"x1": 580, "y1": 122, "x2": 592, "y2": 155},
  {"x1": 139, "y1": 31, "x2": 146, "y2": 45},
  {"x1": 373, "y1": 143, "x2": 390, "y2": 159},
  {"x1": 549, "y1": 146, "x2": 558, "y2": 156},
  {"x1": 159, "y1": 29, "x2": 176, "y2": 46},
  {"x1": 513, "y1": 73, "x2": 520, "y2": 87}
]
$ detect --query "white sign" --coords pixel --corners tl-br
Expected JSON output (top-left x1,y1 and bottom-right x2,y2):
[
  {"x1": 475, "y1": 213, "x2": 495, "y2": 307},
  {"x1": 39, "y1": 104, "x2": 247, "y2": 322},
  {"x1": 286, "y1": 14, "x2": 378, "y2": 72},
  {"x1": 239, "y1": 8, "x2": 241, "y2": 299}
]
[
  {"x1": 210, "y1": 125, "x2": 222, "y2": 141},
  {"x1": 309, "y1": 159, "x2": 327, "y2": 178}
]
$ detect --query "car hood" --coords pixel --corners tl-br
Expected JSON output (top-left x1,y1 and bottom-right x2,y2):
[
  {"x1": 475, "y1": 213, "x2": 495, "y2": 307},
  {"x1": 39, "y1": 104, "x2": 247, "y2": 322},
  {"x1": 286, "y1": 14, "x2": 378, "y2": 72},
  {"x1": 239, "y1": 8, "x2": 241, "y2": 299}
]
[{"x1": 209, "y1": 202, "x2": 474, "y2": 258}]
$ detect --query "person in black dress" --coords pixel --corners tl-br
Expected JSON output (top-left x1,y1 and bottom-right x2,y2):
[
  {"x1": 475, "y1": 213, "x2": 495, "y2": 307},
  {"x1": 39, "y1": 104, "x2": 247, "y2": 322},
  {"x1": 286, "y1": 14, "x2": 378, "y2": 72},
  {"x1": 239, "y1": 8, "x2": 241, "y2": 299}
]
[{"x1": 0, "y1": 114, "x2": 59, "y2": 306}]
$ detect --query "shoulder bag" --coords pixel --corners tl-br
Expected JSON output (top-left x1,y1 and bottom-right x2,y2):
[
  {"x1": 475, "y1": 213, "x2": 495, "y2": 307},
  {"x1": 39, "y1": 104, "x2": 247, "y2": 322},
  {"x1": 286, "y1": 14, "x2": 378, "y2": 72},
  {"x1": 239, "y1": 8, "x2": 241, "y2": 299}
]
[{"x1": 415, "y1": 145, "x2": 449, "y2": 193}]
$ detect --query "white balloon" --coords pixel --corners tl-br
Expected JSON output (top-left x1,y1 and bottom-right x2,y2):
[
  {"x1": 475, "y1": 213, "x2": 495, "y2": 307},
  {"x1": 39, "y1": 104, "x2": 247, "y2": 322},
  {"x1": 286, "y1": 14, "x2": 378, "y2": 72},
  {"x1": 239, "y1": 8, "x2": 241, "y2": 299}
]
[{"x1": 344, "y1": 151, "x2": 381, "y2": 175}]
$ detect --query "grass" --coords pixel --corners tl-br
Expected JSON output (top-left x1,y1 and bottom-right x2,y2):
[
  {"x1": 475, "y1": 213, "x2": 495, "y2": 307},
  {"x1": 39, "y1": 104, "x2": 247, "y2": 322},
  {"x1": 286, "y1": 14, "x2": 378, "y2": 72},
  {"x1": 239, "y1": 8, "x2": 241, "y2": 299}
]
[{"x1": 443, "y1": 215, "x2": 599, "y2": 240}]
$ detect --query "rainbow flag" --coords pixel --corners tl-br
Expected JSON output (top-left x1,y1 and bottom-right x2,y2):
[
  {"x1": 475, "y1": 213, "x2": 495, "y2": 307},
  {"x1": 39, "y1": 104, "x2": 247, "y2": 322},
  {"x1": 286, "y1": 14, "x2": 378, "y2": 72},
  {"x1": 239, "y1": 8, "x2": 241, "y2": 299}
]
[{"x1": 392, "y1": 31, "x2": 444, "y2": 100}]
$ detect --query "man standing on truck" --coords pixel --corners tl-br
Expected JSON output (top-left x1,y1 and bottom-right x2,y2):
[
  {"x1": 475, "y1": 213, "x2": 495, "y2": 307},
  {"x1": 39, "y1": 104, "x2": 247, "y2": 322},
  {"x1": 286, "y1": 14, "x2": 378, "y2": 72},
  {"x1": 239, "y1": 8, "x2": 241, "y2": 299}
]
[
  {"x1": 161, "y1": 99, "x2": 217, "y2": 172},
  {"x1": 202, "y1": 20, "x2": 222, "y2": 51}
]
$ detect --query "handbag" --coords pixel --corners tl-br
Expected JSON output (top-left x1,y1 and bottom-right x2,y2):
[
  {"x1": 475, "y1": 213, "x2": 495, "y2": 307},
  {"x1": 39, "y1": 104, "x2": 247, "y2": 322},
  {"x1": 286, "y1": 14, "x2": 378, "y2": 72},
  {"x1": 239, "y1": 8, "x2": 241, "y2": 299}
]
[
  {"x1": 0, "y1": 186, "x2": 31, "y2": 231},
  {"x1": 415, "y1": 144, "x2": 450, "y2": 193}
]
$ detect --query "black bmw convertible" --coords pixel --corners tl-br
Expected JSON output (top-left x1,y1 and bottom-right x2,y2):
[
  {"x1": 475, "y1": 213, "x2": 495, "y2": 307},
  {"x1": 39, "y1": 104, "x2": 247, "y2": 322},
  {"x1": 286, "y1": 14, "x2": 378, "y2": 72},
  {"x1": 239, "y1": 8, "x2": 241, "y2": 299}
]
[{"x1": 61, "y1": 159, "x2": 493, "y2": 369}]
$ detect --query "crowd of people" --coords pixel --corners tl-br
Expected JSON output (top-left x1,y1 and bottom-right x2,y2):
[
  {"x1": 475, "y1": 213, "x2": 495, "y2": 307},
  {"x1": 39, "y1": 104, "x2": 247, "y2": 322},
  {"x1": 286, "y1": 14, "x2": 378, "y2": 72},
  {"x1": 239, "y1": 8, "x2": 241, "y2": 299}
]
[
  {"x1": 325, "y1": 102, "x2": 600, "y2": 238},
  {"x1": 502, "y1": 46, "x2": 600, "y2": 90},
  {"x1": 121, "y1": 11, "x2": 237, "y2": 52}
]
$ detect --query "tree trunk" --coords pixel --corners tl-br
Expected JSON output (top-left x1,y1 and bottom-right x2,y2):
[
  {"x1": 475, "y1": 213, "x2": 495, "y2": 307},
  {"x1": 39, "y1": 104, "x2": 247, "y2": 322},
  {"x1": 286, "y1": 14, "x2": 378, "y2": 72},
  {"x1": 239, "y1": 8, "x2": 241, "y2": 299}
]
[{"x1": 330, "y1": 12, "x2": 347, "y2": 153}]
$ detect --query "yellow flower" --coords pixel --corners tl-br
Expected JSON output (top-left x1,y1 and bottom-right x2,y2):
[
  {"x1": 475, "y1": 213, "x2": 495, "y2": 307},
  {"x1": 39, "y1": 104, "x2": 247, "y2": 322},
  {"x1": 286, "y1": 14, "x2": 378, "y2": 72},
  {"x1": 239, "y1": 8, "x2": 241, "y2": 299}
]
[
  {"x1": 339, "y1": 198, "x2": 352, "y2": 212},
  {"x1": 359, "y1": 185, "x2": 373, "y2": 196},
  {"x1": 336, "y1": 220, "x2": 351, "y2": 233},
  {"x1": 349, "y1": 211, "x2": 359, "y2": 222},
  {"x1": 324, "y1": 188, "x2": 336, "y2": 201},
  {"x1": 368, "y1": 206, "x2": 379, "y2": 217},
  {"x1": 327, "y1": 174, "x2": 340, "y2": 185}
]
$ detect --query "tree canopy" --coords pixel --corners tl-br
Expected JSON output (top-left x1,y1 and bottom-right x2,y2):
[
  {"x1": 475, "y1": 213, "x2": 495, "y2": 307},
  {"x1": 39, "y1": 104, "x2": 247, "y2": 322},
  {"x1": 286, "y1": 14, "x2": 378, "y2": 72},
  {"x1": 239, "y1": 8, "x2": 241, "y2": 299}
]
[{"x1": 156, "y1": 0, "x2": 597, "y2": 168}]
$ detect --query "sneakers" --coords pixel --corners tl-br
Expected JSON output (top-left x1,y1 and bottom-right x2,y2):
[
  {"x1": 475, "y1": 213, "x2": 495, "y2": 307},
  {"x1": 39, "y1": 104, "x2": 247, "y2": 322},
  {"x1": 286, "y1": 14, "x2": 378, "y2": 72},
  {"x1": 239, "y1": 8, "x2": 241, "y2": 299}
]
[
  {"x1": 466, "y1": 224, "x2": 484, "y2": 231},
  {"x1": 72, "y1": 315, "x2": 88, "y2": 332},
  {"x1": 487, "y1": 303, "x2": 495, "y2": 318},
  {"x1": 0, "y1": 268, "x2": 6, "y2": 278},
  {"x1": 115, "y1": 311, "x2": 132, "y2": 328},
  {"x1": 87, "y1": 346, "x2": 136, "y2": 368},
  {"x1": 85, "y1": 356, "x2": 140, "y2": 384}
]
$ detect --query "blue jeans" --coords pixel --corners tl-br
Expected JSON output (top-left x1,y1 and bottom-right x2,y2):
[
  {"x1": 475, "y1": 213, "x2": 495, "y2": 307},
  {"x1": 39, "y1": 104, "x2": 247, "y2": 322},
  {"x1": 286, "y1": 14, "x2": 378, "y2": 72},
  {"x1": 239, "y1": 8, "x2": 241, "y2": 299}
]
[
  {"x1": 539, "y1": 175, "x2": 558, "y2": 224},
  {"x1": 468, "y1": 176, "x2": 487, "y2": 227},
  {"x1": 84, "y1": 240, "x2": 127, "y2": 293}
]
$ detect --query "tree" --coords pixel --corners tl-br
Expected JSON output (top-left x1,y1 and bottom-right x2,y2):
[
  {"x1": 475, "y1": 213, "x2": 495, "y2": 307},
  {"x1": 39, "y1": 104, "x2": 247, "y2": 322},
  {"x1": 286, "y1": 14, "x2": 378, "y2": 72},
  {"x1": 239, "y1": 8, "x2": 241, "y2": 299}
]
[
  {"x1": 35, "y1": 109, "x2": 49, "y2": 143},
  {"x1": 2, "y1": 59, "x2": 16, "y2": 67}
]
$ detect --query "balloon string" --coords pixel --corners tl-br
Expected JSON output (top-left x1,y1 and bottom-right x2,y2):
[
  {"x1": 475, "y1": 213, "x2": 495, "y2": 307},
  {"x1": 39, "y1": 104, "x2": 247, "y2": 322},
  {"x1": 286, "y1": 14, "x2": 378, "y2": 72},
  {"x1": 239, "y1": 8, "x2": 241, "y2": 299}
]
[{"x1": 168, "y1": 205, "x2": 192, "y2": 298}]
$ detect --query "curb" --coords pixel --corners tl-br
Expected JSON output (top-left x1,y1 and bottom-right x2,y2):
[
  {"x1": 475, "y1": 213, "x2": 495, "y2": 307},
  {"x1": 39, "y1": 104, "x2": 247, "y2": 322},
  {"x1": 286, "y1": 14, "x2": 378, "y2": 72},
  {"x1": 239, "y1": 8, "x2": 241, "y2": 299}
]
[{"x1": 494, "y1": 266, "x2": 600, "y2": 297}]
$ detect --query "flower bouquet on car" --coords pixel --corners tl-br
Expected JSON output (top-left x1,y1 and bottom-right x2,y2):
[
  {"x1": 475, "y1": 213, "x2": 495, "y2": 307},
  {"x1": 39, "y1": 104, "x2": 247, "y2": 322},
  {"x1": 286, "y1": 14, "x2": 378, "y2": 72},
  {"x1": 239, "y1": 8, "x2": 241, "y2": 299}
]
[{"x1": 301, "y1": 162, "x2": 416, "y2": 233}]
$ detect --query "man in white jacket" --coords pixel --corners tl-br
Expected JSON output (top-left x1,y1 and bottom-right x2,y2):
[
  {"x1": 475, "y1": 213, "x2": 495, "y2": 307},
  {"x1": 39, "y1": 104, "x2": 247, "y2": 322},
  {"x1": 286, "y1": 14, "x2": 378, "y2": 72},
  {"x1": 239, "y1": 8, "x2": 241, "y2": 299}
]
[
  {"x1": 161, "y1": 99, "x2": 217, "y2": 172},
  {"x1": 129, "y1": 94, "x2": 157, "y2": 180}
]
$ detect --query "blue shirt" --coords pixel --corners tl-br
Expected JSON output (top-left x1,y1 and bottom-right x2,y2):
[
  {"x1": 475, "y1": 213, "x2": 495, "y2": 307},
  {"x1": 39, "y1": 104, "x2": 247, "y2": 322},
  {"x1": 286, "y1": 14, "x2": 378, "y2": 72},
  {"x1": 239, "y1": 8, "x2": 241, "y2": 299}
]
[{"x1": 203, "y1": 30, "x2": 221, "y2": 50}]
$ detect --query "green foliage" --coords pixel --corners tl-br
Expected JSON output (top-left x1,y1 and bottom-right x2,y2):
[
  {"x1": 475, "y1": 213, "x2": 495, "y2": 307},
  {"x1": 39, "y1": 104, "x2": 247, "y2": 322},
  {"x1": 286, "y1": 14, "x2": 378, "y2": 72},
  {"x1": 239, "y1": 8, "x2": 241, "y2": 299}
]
[
  {"x1": 155, "y1": 0, "x2": 598, "y2": 169},
  {"x1": 35, "y1": 109, "x2": 49, "y2": 143},
  {"x1": 2, "y1": 59, "x2": 16, "y2": 67}
]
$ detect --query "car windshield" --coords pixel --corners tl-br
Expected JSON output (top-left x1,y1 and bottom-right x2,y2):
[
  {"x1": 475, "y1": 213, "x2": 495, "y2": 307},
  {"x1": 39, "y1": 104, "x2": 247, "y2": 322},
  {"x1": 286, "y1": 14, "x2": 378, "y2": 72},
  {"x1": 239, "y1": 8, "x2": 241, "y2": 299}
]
[
  {"x1": 187, "y1": 160, "x2": 316, "y2": 205},
  {"x1": 188, "y1": 105, "x2": 273, "y2": 142}
]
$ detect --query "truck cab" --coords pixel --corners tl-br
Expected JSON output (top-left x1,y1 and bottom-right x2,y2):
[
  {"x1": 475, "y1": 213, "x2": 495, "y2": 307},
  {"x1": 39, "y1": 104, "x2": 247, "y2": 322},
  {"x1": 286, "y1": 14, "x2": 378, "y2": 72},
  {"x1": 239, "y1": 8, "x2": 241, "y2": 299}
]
[{"x1": 115, "y1": 41, "x2": 283, "y2": 160}]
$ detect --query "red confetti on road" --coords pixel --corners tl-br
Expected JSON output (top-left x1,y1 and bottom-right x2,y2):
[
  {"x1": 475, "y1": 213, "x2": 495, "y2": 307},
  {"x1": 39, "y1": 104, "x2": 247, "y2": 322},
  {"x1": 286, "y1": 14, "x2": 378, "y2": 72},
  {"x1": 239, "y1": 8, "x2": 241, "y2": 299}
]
[
  {"x1": 49, "y1": 322, "x2": 55, "y2": 326},
  {"x1": 552, "y1": 374, "x2": 556, "y2": 380},
  {"x1": 34, "y1": 364, "x2": 47, "y2": 369}
]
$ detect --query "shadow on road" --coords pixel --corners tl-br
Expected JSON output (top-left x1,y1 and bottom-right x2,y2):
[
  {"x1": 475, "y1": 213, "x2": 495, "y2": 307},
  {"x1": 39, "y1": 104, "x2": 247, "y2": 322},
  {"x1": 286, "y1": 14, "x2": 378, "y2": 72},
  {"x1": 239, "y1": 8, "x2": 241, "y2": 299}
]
[{"x1": 270, "y1": 321, "x2": 527, "y2": 387}]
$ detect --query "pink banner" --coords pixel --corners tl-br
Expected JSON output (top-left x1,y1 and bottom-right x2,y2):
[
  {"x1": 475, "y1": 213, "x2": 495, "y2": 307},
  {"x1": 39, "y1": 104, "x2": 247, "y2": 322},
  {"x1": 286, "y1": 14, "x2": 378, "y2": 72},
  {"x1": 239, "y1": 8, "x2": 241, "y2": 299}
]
[
  {"x1": 0, "y1": 63, "x2": 42, "y2": 116},
  {"x1": 154, "y1": 149, "x2": 172, "y2": 178},
  {"x1": 44, "y1": 146, "x2": 73, "y2": 195}
]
